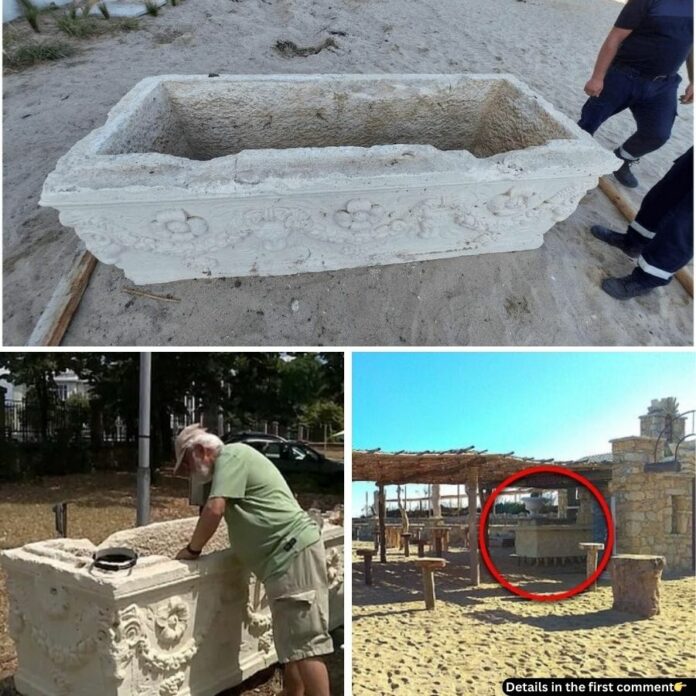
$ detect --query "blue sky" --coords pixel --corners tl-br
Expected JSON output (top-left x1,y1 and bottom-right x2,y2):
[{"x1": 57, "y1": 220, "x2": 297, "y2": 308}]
[{"x1": 351, "y1": 351, "x2": 695, "y2": 515}]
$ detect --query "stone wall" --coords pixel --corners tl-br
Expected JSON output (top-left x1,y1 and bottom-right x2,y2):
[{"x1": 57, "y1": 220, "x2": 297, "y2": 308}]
[{"x1": 609, "y1": 436, "x2": 694, "y2": 573}]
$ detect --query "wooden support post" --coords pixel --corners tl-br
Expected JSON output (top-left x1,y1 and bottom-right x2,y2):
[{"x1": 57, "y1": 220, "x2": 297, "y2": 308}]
[
  {"x1": 417, "y1": 539, "x2": 426, "y2": 557},
  {"x1": 415, "y1": 558, "x2": 447, "y2": 610},
  {"x1": 357, "y1": 549, "x2": 375, "y2": 586},
  {"x1": 52, "y1": 502, "x2": 68, "y2": 538},
  {"x1": 579, "y1": 542, "x2": 605, "y2": 591},
  {"x1": 378, "y1": 484, "x2": 387, "y2": 563},
  {"x1": 467, "y1": 467, "x2": 480, "y2": 586},
  {"x1": 401, "y1": 533, "x2": 412, "y2": 557},
  {"x1": 422, "y1": 567, "x2": 436, "y2": 609},
  {"x1": 434, "y1": 530, "x2": 443, "y2": 558}
]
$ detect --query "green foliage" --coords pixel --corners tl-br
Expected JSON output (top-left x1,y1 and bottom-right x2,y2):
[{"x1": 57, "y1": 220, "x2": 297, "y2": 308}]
[
  {"x1": 56, "y1": 13, "x2": 103, "y2": 38},
  {"x1": 144, "y1": 0, "x2": 159, "y2": 15},
  {"x1": 118, "y1": 17, "x2": 139, "y2": 30},
  {"x1": 301, "y1": 399, "x2": 344, "y2": 430},
  {"x1": 97, "y1": 2, "x2": 110, "y2": 18},
  {"x1": 4, "y1": 40, "x2": 76, "y2": 68},
  {"x1": 17, "y1": 0, "x2": 41, "y2": 32},
  {"x1": 0, "y1": 353, "x2": 343, "y2": 471}
]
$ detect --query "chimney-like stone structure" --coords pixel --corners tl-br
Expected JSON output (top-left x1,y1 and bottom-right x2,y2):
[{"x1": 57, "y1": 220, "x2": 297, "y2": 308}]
[
  {"x1": 639, "y1": 398, "x2": 686, "y2": 442},
  {"x1": 608, "y1": 398, "x2": 694, "y2": 572}
]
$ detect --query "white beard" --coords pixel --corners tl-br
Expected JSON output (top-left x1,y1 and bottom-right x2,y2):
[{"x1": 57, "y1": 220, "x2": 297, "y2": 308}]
[{"x1": 191, "y1": 455, "x2": 213, "y2": 485}]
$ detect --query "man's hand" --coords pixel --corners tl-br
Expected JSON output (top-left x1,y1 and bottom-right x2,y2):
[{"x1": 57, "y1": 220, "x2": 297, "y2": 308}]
[
  {"x1": 175, "y1": 546, "x2": 200, "y2": 561},
  {"x1": 584, "y1": 77, "x2": 604, "y2": 97},
  {"x1": 680, "y1": 83, "x2": 694, "y2": 104}
]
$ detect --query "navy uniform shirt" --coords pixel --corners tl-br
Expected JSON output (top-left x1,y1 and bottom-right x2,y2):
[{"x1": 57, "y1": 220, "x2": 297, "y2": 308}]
[{"x1": 613, "y1": 0, "x2": 693, "y2": 77}]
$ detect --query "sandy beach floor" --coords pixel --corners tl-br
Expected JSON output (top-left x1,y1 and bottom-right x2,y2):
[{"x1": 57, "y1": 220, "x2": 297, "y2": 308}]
[
  {"x1": 3, "y1": 0, "x2": 693, "y2": 345},
  {"x1": 352, "y1": 543, "x2": 696, "y2": 696}
]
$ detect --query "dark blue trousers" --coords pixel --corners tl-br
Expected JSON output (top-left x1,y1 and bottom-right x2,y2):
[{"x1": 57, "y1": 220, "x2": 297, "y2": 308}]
[
  {"x1": 623, "y1": 148, "x2": 693, "y2": 286},
  {"x1": 578, "y1": 64, "x2": 680, "y2": 158}
]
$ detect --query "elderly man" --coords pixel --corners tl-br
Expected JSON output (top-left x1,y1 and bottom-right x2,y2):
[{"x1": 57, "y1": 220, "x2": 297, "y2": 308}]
[{"x1": 172, "y1": 424, "x2": 332, "y2": 696}]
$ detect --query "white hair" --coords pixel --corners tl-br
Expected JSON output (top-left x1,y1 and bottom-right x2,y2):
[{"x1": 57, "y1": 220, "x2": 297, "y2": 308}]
[{"x1": 186, "y1": 431, "x2": 224, "y2": 455}]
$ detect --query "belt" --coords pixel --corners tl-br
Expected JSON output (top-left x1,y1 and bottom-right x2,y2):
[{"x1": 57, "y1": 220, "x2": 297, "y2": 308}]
[{"x1": 612, "y1": 63, "x2": 675, "y2": 81}]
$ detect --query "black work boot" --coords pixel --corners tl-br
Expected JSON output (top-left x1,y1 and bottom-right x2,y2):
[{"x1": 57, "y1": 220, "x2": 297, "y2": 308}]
[
  {"x1": 613, "y1": 148, "x2": 640, "y2": 188},
  {"x1": 590, "y1": 225, "x2": 642, "y2": 258},
  {"x1": 601, "y1": 274, "x2": 658, "y2": 300}
]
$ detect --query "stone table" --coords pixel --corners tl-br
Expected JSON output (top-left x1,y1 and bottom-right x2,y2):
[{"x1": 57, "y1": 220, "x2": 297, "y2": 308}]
[
  {"x1": 611, "y1": 554, "x2": 666, "y2": 618},
  {"x1": 579, "y1": 542, "x2": 604, "y2": 591},
  {"x1": 414, "y1": 558, "x2": 448, "y2": 610}
]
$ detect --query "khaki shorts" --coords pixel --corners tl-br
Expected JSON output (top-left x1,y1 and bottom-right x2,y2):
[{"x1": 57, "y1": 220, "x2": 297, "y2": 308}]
[{"x1": 264, "y1": 540, "x2": 334, "y2": 663}]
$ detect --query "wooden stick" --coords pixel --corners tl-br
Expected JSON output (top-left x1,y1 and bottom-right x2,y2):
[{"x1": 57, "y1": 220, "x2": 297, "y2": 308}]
[
  {"x1": 122, "y1": 287, "x2": 181, "y2": 303},
  {"x1": 598, "y1": 176, "x2": 693, "y2": 298},
  {"x1": 27, "y1": 248, "x2": 97, "y2": 346}
]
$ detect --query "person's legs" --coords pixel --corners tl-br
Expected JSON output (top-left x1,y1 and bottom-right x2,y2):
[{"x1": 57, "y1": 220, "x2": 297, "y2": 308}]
[
  {"x1": 621, "y1": 77, "x2": 680, "y2": 158},
  {"x1": 578, "y1": 66, "x2": 634, "y2": 135},
  {"x1": 284, "y1": 661, "x2": 306, "y2": 696},
  {"x1": 602, "y1": 190, "x2": 693, "y2": 299},
  {"x1": 292, "y1": 656, "x2": 331, "y2": 696}
]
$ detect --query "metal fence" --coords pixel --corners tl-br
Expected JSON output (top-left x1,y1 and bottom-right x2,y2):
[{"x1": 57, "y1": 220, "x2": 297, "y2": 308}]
[{"x1": 1, "y1": 400, "x2": 129, "y2": 443}]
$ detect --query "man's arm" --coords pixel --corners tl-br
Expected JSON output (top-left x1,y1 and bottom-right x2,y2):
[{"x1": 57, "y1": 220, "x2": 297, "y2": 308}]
[
  {"x1": 584, "y1": 27, "x2": 633, "y2": 97},
  {"x1": 175, "y1": 496, "x2": 226, "y2": 560},
  {"x1": 680, "y1": 48, "x2": 693, "y2": 104}
]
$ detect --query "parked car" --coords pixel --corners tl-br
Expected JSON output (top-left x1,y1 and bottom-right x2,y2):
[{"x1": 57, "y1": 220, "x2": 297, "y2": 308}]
[
  {"x1": 257, "y1": 440, "x2": 343, "y2": 475},
  {"x1": 223, "y1": 431, "x2": 287, "y2": 443}
]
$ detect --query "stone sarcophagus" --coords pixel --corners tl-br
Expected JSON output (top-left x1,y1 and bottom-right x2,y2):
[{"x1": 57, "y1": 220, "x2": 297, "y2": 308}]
[
  {"x1": 0, "y1": 517, "x2": 344, "y2": 696},
  {"x1": 39, "y1": 74, "x2": 619, "y2": 284}
]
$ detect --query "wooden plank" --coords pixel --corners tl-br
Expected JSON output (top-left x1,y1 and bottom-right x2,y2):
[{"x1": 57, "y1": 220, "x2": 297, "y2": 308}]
[
  {"x1": 27, "y1": 247, "x2": 97, "y2": 346},
  {"x1": 598, "y1": 176, "x2": 693, "y2": 298}
]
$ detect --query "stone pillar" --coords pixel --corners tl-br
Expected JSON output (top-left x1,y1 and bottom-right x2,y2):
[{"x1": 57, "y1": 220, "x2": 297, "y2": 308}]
[
  {"x1": 576, "y1": 489, "x2": 594, "y2": 526},
  {"x1": 611, "y1": 554, "x2": 665, "y2": 617},
  {"x1": 557, "y1": 490, "x2": 568, "y2": 520},
  {"x1": 432, "y1": 484, "x2": 442, "y2": 519},
  {"x1": 466, "y1": 468, "x2": 480, "y2": 586}
]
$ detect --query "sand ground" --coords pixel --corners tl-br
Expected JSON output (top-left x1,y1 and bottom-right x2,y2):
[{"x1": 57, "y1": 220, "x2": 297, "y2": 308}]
[
  {"x1": 352, "y1": 543, "x2": 696, "y2": 696},
  {"x1": 3, "y1": 0, "x2": 693, "y2": 346}
]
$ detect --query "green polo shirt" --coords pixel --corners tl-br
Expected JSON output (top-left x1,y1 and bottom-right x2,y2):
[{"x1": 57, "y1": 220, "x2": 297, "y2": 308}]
[{"x1": 209, "y1": 443, "x2": 320, "y2": 581}]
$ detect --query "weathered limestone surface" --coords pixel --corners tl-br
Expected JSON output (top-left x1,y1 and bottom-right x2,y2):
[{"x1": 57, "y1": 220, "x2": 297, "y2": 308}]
[
  {"x1": 40, "y1": 74, "x2": 619, "y2": 284},
  {"x1": 0, "y1": 517, "x2": 343, "y2": 696},
  {"x1": 515, "y1": 523, "x2": 592, "y2": 559},
  {"x1": 611, "y1": 554, "x2": 665, "y2": 618}
]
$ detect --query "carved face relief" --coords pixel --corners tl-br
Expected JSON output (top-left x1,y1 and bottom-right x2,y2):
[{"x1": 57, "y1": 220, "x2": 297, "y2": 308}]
[
  {"x1": 154, "y1": 597, "x2": 190, "y2": 647},
  {"x1": 38, "y1": 581, "x2": 70, "y2": 618}
]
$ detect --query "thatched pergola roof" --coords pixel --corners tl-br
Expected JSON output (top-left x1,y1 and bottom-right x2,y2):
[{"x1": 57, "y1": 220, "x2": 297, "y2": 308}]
[{"x1": 352, "y1": 448, "x2": 613, "y2": 489}]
